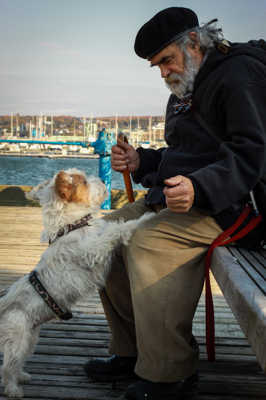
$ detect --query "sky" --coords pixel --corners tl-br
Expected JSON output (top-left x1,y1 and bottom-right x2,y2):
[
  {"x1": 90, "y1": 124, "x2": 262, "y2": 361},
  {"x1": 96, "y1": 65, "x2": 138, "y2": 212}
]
[{"x1": 1, "y1": 0, "x2": 266, "y2": 117}]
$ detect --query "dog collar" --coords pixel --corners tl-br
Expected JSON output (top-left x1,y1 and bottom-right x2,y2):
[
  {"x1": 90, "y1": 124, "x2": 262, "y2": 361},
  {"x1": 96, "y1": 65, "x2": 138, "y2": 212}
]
[
  {"x1": 29, "y1": 271, "x2": 73, "y2": 320},
  {"x1": 49, "y1": 213, "x2": 92, "y2": 245}
]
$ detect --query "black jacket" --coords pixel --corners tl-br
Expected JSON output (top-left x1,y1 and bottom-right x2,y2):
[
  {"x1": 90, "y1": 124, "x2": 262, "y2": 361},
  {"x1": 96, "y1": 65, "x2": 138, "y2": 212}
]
[{"x1": 133, "y1": 42, "x2": 266, "y2": 247}]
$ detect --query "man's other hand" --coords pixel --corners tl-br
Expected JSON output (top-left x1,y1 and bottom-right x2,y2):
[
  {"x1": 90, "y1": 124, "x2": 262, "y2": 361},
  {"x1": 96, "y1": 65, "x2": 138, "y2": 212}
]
[
  {"x1": 111, "y1": 140, "x2": 140, "y2": 173},
  {"x1": 163, "y1": 175, "x2": 195, "y2": 213}
]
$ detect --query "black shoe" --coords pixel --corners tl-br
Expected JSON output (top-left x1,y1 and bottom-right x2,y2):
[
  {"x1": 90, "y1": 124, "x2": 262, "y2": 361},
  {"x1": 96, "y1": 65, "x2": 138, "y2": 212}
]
[
  {"x1": 123, "y1": 372, "x2": 199, "y2": 399},
  {"x1": 84, "y1": 355, "x2": 137, "y2": 382}
]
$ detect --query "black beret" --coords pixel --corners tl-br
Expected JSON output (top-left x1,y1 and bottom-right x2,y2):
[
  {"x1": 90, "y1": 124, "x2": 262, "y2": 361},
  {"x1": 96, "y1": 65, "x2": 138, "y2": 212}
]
[{"x1": 134, "y1": 7, "x2": 199, "y2": 59}]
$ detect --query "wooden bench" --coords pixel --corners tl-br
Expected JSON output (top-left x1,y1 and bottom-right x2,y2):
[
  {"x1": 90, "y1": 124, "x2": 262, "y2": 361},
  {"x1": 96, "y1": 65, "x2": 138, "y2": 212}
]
[{"x1": 211, "y1": 246, "x2": 266, "y2": 373}]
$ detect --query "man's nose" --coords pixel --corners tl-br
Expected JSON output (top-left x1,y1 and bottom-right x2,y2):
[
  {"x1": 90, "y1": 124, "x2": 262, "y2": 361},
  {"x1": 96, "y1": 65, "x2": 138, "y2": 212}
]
[{"x1": 159, "y1": 64, "x2": 170, "y2": 79}]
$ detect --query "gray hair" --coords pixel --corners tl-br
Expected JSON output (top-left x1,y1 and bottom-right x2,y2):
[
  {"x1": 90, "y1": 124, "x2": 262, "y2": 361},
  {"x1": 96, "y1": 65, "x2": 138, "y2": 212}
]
[{"x1": 175, "y1": 19, "x2": 224, "y2": 52}]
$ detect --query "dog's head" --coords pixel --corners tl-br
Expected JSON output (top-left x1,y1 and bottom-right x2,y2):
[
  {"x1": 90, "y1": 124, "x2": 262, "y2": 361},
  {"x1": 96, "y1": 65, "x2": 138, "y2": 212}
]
[
  {"x1": 27, "y1": 169, "x2": 108, "y2": 242},
  {"x1": 54, "y1": 169, "x2": 108, "y2": 208},
  {"x1": 28, "y1": 168, "x2": 107, "y2": 209}
]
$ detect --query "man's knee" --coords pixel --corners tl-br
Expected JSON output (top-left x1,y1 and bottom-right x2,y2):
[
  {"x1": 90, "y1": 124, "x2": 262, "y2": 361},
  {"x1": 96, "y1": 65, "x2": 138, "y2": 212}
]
[
  {"x1": 128, "y1": 222, "x2": 152, "y2": 250},
  {"x1": 103, "y1": 197, "x2": 148, "y2": 223}
]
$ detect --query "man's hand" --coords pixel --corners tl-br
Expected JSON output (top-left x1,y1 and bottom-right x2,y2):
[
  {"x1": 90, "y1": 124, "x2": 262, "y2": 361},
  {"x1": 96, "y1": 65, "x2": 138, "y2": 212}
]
[
  {"x1": 111, "y1": 140, "x2": 140, "y2": 173},
  {"x1": 163, "y1": 175, "x2": 195, "y2": 213}
]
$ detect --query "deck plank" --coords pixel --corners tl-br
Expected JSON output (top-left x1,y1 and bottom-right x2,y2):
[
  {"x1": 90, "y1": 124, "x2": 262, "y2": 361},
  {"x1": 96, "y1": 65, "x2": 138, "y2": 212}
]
[{"x1": 0, "y1": 206, "x2": 265, "y2": 399}]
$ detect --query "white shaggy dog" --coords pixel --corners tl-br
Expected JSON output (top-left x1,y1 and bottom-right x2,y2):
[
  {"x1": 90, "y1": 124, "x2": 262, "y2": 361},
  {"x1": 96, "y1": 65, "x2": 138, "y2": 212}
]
[{"x1": 0, "y1": 168, "x2": 152, "y2": 398}]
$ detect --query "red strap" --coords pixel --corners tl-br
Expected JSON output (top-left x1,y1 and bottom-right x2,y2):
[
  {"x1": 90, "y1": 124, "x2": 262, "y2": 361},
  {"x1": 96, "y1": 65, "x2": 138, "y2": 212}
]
[{"x1": 205, "y1": 205, "x2": 262, "y2": 362}]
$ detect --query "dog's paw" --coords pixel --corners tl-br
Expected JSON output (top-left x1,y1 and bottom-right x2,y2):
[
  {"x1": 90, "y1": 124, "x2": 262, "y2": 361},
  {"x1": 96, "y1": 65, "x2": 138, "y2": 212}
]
[
  {"x1": 18, "y1": 371, "x2": 31, "y2": 383},
  {"x1": 5, "y1": 383, "x2": 24, "y2": 398}
]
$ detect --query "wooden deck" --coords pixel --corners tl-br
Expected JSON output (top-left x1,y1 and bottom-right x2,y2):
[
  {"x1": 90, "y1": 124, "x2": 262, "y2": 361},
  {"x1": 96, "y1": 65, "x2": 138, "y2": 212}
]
[{"x1": 0, "y1": 206, "x2": 265, "y2": 399}]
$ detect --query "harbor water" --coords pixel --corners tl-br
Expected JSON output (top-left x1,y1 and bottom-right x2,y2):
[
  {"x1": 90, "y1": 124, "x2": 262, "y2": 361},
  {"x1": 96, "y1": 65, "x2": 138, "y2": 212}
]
[{"x1": 0, "y1": 156, "x2": 143, "y2": 190}]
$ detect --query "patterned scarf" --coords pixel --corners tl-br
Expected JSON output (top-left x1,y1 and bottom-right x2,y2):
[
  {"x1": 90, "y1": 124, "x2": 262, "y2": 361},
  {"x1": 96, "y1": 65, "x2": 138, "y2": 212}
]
[{"x1": 173, "y1": 94, "x2": 192, "y2": 115}]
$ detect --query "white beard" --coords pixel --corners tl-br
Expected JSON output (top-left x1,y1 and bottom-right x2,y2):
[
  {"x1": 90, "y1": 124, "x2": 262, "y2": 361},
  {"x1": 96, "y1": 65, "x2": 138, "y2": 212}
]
[{"x1": 165, "y1": 50, "x2": 200, "y2": 99}]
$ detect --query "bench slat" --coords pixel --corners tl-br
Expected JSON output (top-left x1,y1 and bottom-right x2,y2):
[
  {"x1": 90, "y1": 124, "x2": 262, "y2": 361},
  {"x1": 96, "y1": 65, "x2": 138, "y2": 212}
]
[
  {"x1": 236, "y1": 247, "x2": 266, "y2": 280},
  {"x1": 257, "y1": 247, "x2": 266, "y2": 259},
  {"x1": 250, "y1": 249, "x2": 266, "y2": 275},
  {"x1": 228, "y1": 247, "x2": 266, "y2": 295},
  {"x1": 211, "y1": 246, "x2": 266, "y2": 374}
]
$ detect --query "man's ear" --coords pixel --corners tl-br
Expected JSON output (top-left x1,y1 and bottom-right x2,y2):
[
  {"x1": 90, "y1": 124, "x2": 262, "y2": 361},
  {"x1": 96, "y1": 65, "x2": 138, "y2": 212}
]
[
  {"x1": 188, "y1": 31, "x2": 200, "y2": 50},
  {"x1": 55, "y1": 170, "x2": 73, "y2": 202}
]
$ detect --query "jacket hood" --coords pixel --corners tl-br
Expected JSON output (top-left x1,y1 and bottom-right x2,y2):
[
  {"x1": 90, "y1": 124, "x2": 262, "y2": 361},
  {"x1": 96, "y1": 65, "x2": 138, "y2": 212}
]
[{"x1": 194, "y1": 41, "x2": 266, "y2": 94}]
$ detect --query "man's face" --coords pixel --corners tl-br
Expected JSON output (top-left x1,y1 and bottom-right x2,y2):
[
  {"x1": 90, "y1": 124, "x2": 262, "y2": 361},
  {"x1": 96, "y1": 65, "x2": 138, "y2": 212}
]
[
  {"x1": 149, "y1": 38, "x2": 203, "y2": 98},
  {"x1": 150, "y1": 43, "x2": 186, "y2": 78}
]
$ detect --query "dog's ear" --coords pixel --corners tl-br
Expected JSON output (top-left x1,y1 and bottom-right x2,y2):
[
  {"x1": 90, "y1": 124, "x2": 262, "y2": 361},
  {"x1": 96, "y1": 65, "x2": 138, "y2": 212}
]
[
  {"x1": 26, "y1": 179, "x2": 51, "y2": 202},
  {"x1": 55, "y1": 171, "x2": 73, "y2": 202},
  {"x1": 97, "y1": 180, "x2": 108, "y2": 205},
  {"x1": 88, "y1": 177, "x2": 108, "y2": 207}
]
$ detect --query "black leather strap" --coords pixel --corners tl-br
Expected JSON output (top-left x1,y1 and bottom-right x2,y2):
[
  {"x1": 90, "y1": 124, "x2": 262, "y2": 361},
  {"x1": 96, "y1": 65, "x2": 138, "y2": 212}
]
[
  {"x1": 29, "y1": 271, "x2": 72, "y2": 320},
  {"x1": 49, "y1": 213, "x2": 92, "y2": 245}
]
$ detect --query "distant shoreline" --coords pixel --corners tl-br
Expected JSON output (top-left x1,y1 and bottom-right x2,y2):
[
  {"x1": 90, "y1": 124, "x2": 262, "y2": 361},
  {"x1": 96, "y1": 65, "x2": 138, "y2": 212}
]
[{"x1": 0, "y1": 152, "x2": 99, "y2": 159}]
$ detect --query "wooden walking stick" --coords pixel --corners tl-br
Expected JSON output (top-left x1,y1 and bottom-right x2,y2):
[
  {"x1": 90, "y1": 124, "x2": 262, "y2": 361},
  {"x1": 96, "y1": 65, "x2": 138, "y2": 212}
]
[{"x1": 117, "y1": 133, "x2": 135, "y2": 203}]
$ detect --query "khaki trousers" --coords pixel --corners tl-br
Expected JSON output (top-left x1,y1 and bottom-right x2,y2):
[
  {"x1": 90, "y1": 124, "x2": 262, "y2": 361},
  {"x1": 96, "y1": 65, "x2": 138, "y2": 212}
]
[{"x1": 101, "y1": 198, "x2": 222, "y2": 382}]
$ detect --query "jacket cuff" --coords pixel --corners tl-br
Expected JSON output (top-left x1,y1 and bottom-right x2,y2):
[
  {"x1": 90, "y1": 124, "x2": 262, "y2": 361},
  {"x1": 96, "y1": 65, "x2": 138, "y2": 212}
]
[
  {"x1": 131, "y1": 147, "x2": 148, "y2": 184},
  {"x1": 189, "y1": 175, "x2": 210, "y2": 209}
]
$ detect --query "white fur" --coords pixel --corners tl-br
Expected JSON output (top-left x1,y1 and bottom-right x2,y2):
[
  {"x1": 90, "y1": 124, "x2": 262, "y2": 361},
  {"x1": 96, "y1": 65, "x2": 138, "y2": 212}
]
[{"x1": 0, "y1": 169, "x2": 152, "y2": 397}]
